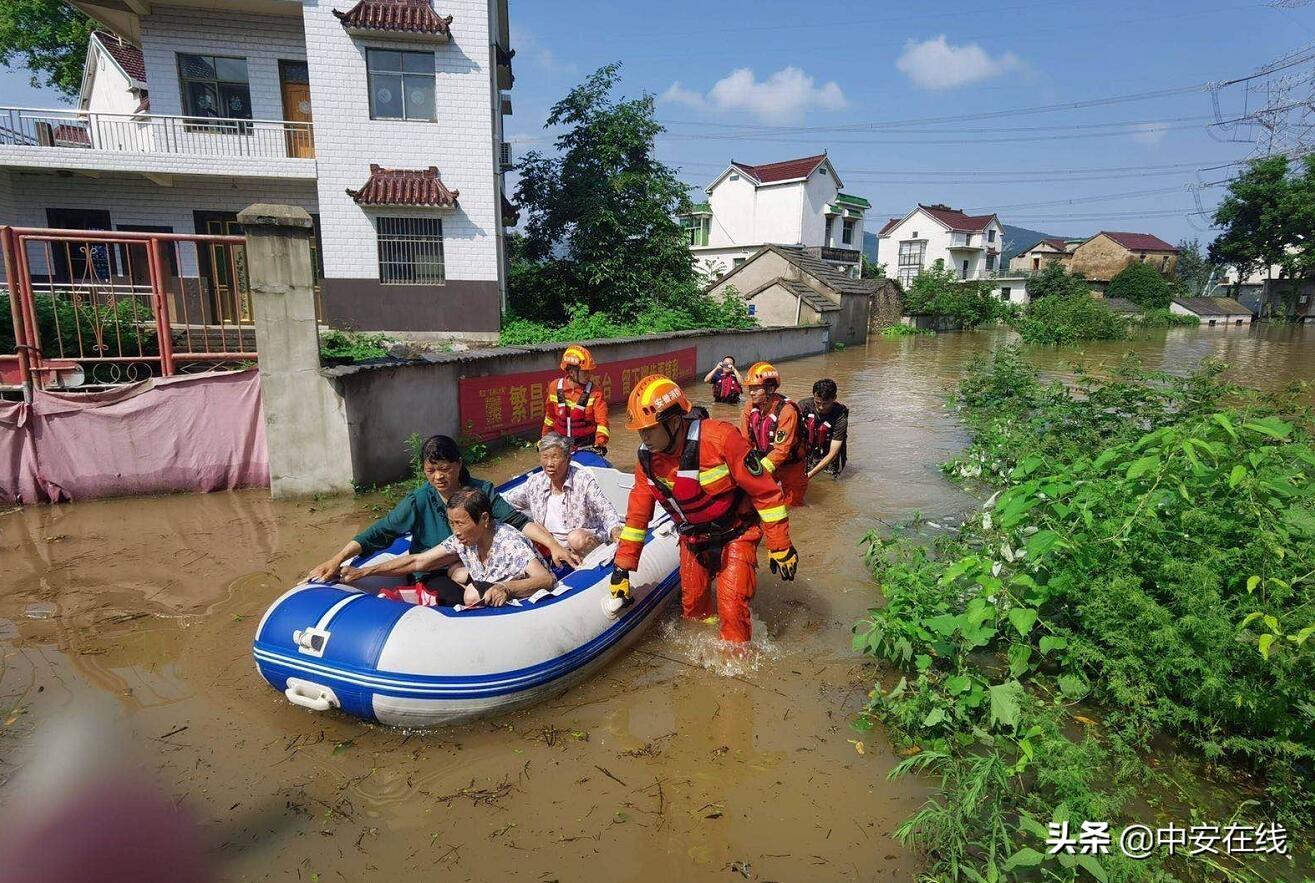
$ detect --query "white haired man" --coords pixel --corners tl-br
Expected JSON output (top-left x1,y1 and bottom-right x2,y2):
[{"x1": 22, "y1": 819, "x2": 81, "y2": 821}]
[{"x1": 503, "y1": 433, "x2": 624, "y2": 557}]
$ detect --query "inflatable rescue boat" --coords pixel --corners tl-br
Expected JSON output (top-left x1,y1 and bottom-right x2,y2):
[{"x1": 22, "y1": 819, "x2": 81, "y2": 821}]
[{"x1": 252, "y1": 452, "x2": 680, "y2": 727}]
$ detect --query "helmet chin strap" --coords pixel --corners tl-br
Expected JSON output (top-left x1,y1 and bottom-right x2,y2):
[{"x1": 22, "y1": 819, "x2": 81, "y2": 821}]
[{"x1": 660, "y1": 415, "x2": 683, "y2": 454}]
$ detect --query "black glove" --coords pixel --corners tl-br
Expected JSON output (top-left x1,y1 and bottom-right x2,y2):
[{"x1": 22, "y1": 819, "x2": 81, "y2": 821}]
[
  {"x1": 768, "y1": 546, "x2": 799, "y2": 581},
  {"x1": 609, "y1": 568, "x2": 633, "y2": 606}
]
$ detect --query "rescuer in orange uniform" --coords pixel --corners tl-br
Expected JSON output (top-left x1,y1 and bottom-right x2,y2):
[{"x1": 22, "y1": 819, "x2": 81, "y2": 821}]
[
  {"x1": 609, "y1": 374, "x2": 799, "y2": 644},
  {"x1": 741, "y1": 362, "x2": 809, "y2": 507},
  {"x1": 542, "y1": 344, "x2": 609, "y2": 453}
]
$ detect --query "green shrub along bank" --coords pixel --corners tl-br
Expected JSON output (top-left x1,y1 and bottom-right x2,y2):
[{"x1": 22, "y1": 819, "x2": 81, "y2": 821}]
[
  {"x1": 318, "y1": 329, "x2": 397, "y2": 363},
  {"x1": 881, "y1": 323, "x2": 935, "y2": 338},
  {"x1": 1011, "y1": 294, "x2": 1128, "y2": 345},
  {"x1": 855, "y1": 348, "x2": 1313, "y2": 882},
  {"x1": 1105, "y1": 262, "x2": 1173, "y2": 310},
  {"x1": 499, "y1": 293, "x2": 754, "y2": 346},
  {"x1": 900, "y1": 261, "x2": 1008, "y2": 329}
]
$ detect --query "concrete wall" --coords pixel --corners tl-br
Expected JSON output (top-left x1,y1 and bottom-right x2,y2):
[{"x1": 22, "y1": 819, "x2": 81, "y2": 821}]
[
  {"x1": 834, "y1": 293, "x2": 868, "y2": 346},
  {"x1": 1071, "y1": 234, "x2": 1177, "y2": 282},
  {"x1": 85, "y1": 42, "x2": 139, "y2": 116},
  {"x1": 745, "y1": 281, "x2": 806, "y2": 327},
  {"x1": 323, "y1": 325, "x2": 829, "y2": 486},
  {"x1": 1009, "y1": 245, "x2": 1069, "y2": 274}
]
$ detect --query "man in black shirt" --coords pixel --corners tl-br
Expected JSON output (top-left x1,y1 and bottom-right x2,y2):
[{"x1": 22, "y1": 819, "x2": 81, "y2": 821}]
[{"x1": 799, "y1": 378, "x2": 848, "y2": 479}]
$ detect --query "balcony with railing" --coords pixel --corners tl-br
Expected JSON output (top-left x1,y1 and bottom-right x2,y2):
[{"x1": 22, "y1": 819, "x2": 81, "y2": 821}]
[
  {"x1": 948, "y1": 232, "x2": 983, "y2": 250},
  {"x1": 0, "y1": 107, "x2": 316, "y2": 179}
]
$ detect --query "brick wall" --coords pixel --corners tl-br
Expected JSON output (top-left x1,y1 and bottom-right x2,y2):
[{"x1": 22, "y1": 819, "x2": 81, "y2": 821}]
[
  {"x1": 1071, "y1": 234, "x2": 1177, "y2": 283},
  {"x1": 867, "y1": 279, "x2": 902, "y2": 330}
]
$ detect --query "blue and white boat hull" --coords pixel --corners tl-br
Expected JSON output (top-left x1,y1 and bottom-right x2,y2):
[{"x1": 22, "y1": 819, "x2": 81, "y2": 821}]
[{"x1": 252, "y1": 456, "x2": 680, "y2": 727}]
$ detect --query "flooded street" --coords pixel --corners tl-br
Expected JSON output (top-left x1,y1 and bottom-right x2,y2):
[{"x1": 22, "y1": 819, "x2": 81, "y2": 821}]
[{"x1": 1, "y1": 323, "x2": 1312, "y2": 881}]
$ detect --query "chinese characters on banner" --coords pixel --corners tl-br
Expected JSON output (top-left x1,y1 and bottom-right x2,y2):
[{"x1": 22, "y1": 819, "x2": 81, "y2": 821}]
[{"x1": 458, "y1": 347, "x2": 699, "y2": 441}]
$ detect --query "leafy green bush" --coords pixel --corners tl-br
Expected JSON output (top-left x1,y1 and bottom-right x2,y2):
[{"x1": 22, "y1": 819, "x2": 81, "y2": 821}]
[
  {"x1": 1134, "y1": 308, "x2": 1201, "y2": 328},
  {"x1": 499, "y1": 291, "x2": 754, "y2": 346},
  {"x1": 1, "y1": 290, "x2": 158, "y2": 358},
  {"x1": 1011, "y1": 294, "x2": 1128, "y2": 344},
  {"x1": 880, "y1": 323, "x2": 934, "y2": 338},
  {"x1": 855, "y1": 348, "x2": 1315, "y2": 880},
  {"x1": 1025, "y1": 261, "x2": 1091, "y2": 300},
  {"x1": 1106, "y1": 261, "x2": 1172, "y2": 310},
  {"x1": 319, "y1": 329, "x2": 397, "y2": 363},
  {"x1": 900, "y1": 261, "x2": 1005, "y2": 329}
]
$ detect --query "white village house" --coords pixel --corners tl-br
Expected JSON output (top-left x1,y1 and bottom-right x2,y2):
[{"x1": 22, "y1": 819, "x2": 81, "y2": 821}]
[
  {"x1": 679, "y1": 153, "x2": 869, "y2": 281},
  {"x1": 877, "y1": 203, "x2": 1027, "y2": 304},
  {"x1": 0, "y1": 0, "x2": 516, "y2": 339}
]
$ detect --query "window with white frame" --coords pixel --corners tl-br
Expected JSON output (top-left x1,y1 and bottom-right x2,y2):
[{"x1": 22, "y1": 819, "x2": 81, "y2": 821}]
[
  {"x1": 897, "y1": 239, "x2": 925, "y2": 287},
  {"x1": 377, "y1": 216, "x2": 444, "y2": 284},
  {"x1": 842, "y1": 218, "x2": 856, "y2": 245},
  {"x1": 367, "y1": 49, "x2": 436, "y2": 121},
  {"x1": 987, "y1": 228, "x2": 996, "y2": 243}
]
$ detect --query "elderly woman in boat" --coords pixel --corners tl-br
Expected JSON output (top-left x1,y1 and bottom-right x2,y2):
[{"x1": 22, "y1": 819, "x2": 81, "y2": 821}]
[
  {"x1": 502, "y1": 432, "x2": 624, "y2": 557},
  {"x1": 341, "y1": 487, "x2": 554, "y2": 607},
  {"x1": 305, "y1": 435, "x2": 578, "y2": 600}
]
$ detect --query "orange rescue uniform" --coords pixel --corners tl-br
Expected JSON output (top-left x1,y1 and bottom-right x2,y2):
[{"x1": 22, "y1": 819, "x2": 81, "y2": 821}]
[
  {"x1": 542, "y1": 376, "x2": 610, "y2": 448},
  {"x1": 616, "y1": 415, "x2": 791, "y2": 643},
  {"x1": 742, "y1": 393, "x2": 809, "y2": 507}
]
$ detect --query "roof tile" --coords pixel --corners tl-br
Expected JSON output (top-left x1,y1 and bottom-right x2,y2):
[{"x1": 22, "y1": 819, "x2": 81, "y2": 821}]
[
  {"x1": 731, "y1": 154, "x2": 828, "y2": 184},
  {"x1": 94, "y1": 31, "x2": 146, "y2": 84},
  {"x1": 334, "y1": 0, "x2": 453, "y2": 36},
  {"x1": 918, "y1": 203, "x2": 997, "y2": 232},
  {"x1": 878, "y1": 217, "x2": 901, "y2": 236},
  {"x1": 1099, "y1": 231, "x2": 1177, "y2": 252},
  {"x1": 347, "y1": 164, "x2": 459, "y2": 207},
  {"x1": 1171, "y1": 296, "x2": 1252, "y2": 317}
]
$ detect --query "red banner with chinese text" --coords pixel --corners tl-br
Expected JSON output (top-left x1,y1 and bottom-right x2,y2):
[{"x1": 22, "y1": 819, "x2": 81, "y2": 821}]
[{"x1": 458, "y1": 347, "x2": 699, "y2": 441}]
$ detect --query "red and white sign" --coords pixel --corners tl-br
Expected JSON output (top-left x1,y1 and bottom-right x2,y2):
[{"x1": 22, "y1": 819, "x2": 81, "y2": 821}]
[{"x1": 457, "y1": 347, "x2": 699, "y2": 440}]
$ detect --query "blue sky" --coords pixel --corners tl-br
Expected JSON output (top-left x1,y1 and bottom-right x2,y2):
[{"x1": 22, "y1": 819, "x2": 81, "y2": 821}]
[{"x1": 4, "y1": 0, "x2": 1313, "y2": 248}]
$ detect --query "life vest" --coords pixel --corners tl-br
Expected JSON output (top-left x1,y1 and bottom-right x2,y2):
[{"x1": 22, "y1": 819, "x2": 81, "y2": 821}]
[
  {"x1": 803, "y1": 410, "x2": 833, "y2": 455},
  {"x1": 747, "y1": 395, "x2": 804, "y2": 463},
  {"x1": 638, "y1": 409, "x2": 745, "y2": 536},
  {"x1": 550, "y1": 377, "x2": 597, "y2": 444},
  {"x1": 714, "y1": 372, "x2": 742, "y2": 401}
]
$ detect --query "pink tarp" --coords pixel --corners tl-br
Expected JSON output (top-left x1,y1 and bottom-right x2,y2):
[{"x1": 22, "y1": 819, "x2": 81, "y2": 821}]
[{"x1": 0, "y1": 370, "x2": 269, "y2": 505}]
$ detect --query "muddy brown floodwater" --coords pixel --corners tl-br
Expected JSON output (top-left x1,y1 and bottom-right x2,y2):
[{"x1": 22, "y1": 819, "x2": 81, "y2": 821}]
[{"x1": 1, "y1": 324, "x2": 1312, "y2": 881}]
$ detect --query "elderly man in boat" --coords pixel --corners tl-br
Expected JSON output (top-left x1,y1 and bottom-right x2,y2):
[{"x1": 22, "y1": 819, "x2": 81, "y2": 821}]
[{"x1": 503, "y1": 433, "x2": 624, "y2": 558}]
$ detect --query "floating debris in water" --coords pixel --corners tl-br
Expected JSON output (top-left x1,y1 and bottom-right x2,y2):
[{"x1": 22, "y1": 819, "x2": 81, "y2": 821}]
[{"x1": 24, "y1": 602, "x2": 57, "y2": 620}]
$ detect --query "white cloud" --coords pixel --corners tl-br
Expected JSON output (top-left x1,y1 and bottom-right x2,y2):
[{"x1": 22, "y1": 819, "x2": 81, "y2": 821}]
[
  {"x1": 658, "y1": 66, "x2": 847, "y2": 123},
  {"x1": 509, "y1": 28, "x2": 576, "y2": 75},
  {"x1": 1130, "y1": 122, "x2": 1168, "y2": 146},
  {"x1": 895, "y1": 35, "x2": 1021, "y2": 90}
]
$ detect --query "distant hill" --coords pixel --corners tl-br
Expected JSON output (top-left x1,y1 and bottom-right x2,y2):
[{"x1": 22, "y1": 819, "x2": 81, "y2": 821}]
[
  {"x1": 1001, "y1": 225, "x2": 1071, "y2": 263},
  {"x1": 866, "y1": 225, "x2": 1071, "y2": 268}
]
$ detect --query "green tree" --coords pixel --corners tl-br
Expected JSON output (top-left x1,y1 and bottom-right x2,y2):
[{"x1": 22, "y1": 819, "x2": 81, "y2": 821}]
[
  {"x1": 0, "y1": 0, "x2": 95, "y2": 98},
  {"x1": 901, "y1": 260, "x2": 1002, "y2": 329},
  {"x1": 1105, "y1": 261, "x2": 1171, "y2": 310},
  {"x1": 1173, "y1": 238, "x2": 1215, "y2": 296},
  {"x1": 513, "y1": 63, "x2": 698, "y2": 324},
  {"x1": 1024, "y1": 260, "x2": 1090, "y2": 299},
  {"x1": 1209, "y1": 156, "x2": 1294, "y2": 300},
  {"x1": 861, "y1": 256, "x2": 886, "y2": 279}
]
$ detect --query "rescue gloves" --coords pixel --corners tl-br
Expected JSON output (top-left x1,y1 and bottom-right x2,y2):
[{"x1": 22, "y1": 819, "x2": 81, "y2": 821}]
[
  {"x1": 609, "y1": 568, "x2": 634, "y2": 606},
  {"x1": 768, "y1": 546, "x2": 799, "y2": 581}
]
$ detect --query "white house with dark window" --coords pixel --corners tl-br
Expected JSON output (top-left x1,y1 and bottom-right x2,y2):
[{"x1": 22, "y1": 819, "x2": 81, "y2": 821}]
[
  {"x1": 0, "y1": 0, "x2": 515, "y2": 339},
  {"x1": 877, "y1": 203, "x2": 1024, "y2": 300},
  {"x1": 679, "y1": 153, "x2": 869, "y2": 280}
]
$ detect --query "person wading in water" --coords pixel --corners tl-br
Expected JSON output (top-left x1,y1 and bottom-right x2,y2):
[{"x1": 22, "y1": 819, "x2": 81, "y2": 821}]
[
  {"x1": 608, "y1": 374, "x2": 799, "y2": 647},
  {"x1": 543, "y1": 344, "x2": 609, "y2": 454},
  {"x1": 742, "y1": 362, "x2": 809, "y2": 506}
]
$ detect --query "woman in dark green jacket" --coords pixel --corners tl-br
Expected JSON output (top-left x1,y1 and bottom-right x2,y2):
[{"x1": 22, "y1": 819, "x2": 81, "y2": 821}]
[{"x1": 305, "y1": 435, "x2": 577, "y2": 584}]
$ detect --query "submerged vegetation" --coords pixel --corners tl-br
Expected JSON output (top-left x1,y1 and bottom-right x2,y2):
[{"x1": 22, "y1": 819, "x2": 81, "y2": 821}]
[
  {"x1": 882, "y1": 323, "x2": 936, "y2": 338},
  {"x1": 855, "y1": 348, "x2": 1314, "y2": 881},
  {"x1": 499, "y1": 295, "x2": 754, "y2": 346},
  {"x1": 1011, "y1": 294, "x2": 1128, "y2": 345}
]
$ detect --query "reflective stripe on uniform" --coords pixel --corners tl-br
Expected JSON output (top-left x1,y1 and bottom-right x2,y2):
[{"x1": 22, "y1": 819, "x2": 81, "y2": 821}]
[
  {"x1": 761, "y1": 457, "x2": 777, "y2": 473},
  {"x1": 596, "y1": 425, "x2": 610, "y2": 439},
  {"x1": 620, "y1": 525, "x2": 647, "y2": 543},
  {"x1": 756, "y1": 504, "x2": 788, "y2": 523},
  {"x1": 698, "y1": 464, "x2": 730, "y2": 486}
]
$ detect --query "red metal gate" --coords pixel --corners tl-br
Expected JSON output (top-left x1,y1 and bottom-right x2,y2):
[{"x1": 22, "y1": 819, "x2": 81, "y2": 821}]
[{"x1": 1, "y1": 225, "x2": 258, "y2": 392}]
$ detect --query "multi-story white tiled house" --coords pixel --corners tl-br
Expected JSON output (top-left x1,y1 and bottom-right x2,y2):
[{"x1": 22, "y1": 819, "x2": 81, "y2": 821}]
[
  {"x1": 876, "y1": 203, "x2": 1028, "y2": 302},
  {"x1": 679, "y1": 153, "x2": 869, "y2": 281},
  {"x1": 0, "y1": 0, "x2": 515, "y2": 338}
]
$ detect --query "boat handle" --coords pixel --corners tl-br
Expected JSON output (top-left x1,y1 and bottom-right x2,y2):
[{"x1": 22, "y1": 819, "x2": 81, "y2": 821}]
[{"x1": 285, "y1": 681, "x2": 336, "y2": 712}]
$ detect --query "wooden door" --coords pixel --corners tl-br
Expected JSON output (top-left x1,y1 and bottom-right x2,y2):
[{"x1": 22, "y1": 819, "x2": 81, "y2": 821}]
[{"x1": 279, "y1": 60, "x2": 314, "y2": 158}]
